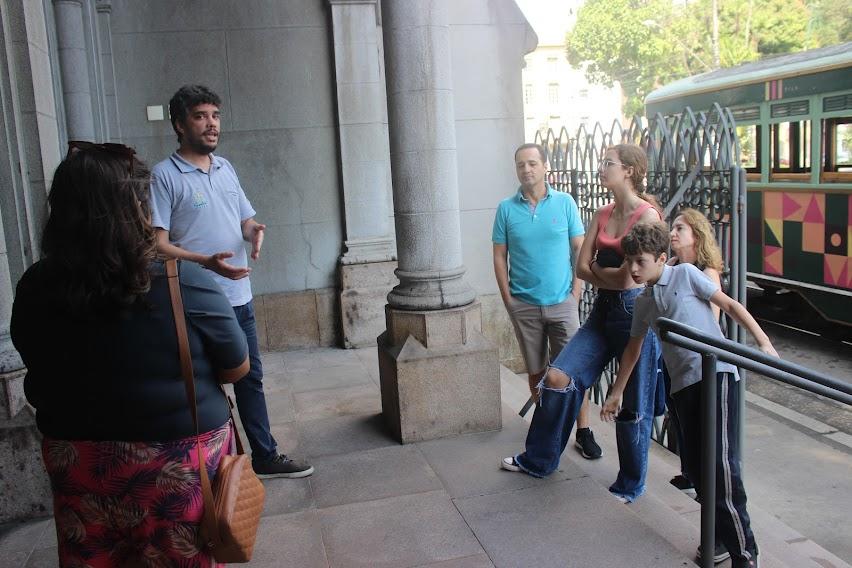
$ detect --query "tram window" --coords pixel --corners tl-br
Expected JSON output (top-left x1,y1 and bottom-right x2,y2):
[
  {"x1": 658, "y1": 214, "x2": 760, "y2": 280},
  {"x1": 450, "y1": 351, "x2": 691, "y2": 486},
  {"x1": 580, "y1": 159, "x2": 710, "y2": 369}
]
[
  {"x1": 822, "y1": 118, "x2": 852, "y2": 181},
  {"x1": 736, "y1": 124, "x2": 760, "y2": 172},
  {"x1": 770, "y1": 120, "x2": 811, "y2": 179}
]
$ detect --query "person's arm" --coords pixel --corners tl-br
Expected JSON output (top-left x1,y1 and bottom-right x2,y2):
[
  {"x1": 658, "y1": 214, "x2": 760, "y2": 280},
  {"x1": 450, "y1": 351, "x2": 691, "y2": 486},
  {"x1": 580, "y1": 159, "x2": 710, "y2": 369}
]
[
  {"x1": 709, "y1": 290, "x2": 778, "y2": 357},
  {"x1": 155, "y1": 229, "x2": 251, "y2": 280},
  {"x1": 218, "y1": 357, "x2": 250, "y2": 383},
  {"x1": 703, "y1": 267, "x2": 722, "y2": 320},
  {"x1": 575, "y1": 212, "x2": 613, "y2": 288},
  {"x1": 601, "y1": 335, "x2": 646, "y2": 421},
  {"x1": 493, "y1": 243, "x2": 512, "y2": 307},
  {"x1": 570, "y1": 235, "x2": 584, "y2": 300},
  {"x1": 241, "y1": 217, "x2": 266, "y2": 260}
]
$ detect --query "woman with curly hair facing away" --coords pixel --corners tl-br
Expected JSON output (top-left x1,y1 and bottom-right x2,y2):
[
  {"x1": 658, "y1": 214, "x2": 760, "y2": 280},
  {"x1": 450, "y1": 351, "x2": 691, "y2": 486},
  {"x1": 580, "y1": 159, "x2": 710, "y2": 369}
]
[
  {"x1": 501, "y1": 143, "x2": 664, "y2": 504},
  {"x1": 11, "y1": 143, "x2": 249, "y2": 567}
]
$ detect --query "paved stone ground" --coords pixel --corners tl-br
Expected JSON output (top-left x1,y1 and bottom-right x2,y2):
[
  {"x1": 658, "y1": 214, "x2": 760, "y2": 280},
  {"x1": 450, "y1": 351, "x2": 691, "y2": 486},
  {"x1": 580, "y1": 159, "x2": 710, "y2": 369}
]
[
  {"x1": 1, "y1": 347, "x2": 692, "y2": 568},
  {"x1": 1, "y1": 346, "x2": 847, "y2": 567}
]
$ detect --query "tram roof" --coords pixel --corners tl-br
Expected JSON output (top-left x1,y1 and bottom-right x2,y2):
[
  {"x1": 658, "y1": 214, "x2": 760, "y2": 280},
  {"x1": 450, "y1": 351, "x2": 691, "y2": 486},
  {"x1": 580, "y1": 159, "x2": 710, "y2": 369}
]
[{"x1": 645, "y1": 42, "x2": 852, "y2": 105}]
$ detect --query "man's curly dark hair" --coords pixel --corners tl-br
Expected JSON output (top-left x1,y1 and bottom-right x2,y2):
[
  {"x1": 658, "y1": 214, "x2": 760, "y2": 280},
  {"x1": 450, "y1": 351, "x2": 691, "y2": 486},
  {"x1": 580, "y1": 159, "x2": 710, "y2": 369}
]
[{"x1": 622, "y1": 221, "x2": 670, "y2": 258}]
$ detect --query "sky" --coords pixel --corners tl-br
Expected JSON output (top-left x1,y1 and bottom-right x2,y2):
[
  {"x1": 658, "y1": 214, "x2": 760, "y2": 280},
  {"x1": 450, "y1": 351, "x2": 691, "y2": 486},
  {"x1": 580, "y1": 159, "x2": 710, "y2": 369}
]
[{"x1": 514, "y1": 0, "x2": 581, "y2": 45}]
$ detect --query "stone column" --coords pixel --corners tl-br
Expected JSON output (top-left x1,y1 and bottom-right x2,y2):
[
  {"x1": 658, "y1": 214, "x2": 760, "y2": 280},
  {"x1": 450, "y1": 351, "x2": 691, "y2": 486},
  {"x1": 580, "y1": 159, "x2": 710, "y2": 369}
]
[
  {"x1": 328, "y1": 0, "x2": 398, "y2": 348},
  {"x1": 377, "y1": 0, "x2": 499, "y2": 443},
  {"x1": 53, "y1": 0, "x2": 95, "y2": 140},
  {"x1": 96, "y1": 0, "x2": 120, "y2": 140}
]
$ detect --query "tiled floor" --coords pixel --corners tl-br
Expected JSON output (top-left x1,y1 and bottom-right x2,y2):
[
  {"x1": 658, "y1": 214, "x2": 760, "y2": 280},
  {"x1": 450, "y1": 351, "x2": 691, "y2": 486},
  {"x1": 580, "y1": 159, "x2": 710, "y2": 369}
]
[{"x1": 0, "y1": 347, "x2": 691, "y2": 568}]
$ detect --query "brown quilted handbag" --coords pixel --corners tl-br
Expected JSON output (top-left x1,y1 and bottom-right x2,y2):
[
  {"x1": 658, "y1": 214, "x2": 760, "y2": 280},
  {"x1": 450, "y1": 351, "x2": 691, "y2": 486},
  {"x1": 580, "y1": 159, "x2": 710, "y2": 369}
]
[{"x1": 166, "y1": 259, "x2": 265, "y2": 562}]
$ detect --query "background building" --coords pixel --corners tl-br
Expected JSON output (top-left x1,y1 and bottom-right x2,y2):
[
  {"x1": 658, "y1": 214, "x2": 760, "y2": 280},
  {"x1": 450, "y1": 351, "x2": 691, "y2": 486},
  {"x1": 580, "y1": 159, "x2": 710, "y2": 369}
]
[{"x1": 517, "y1": 0, "x2": 623, "y2": 141}]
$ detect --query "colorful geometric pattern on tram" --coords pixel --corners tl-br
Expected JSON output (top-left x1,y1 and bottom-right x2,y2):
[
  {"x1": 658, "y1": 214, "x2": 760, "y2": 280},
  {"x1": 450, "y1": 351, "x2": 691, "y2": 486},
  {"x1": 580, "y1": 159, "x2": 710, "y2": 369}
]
[{"x1": 747, "y1": 190, "x2": 851, "y2": 290}]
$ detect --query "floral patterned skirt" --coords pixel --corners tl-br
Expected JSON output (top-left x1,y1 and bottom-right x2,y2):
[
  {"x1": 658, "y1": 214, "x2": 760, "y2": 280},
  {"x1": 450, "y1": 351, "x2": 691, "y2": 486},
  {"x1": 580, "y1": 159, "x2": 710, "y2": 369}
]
[{"x1": 42, "y1": 422, "x2": 232, "y2": 568}]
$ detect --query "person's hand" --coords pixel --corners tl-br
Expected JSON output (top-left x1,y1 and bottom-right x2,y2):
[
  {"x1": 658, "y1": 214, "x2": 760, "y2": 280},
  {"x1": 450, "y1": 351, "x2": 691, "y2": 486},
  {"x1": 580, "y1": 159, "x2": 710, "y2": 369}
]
[
  {"x1": 600, "y1": 392, "x2": 622, "y2": 422},
  {"x1": 572, "y1": 287, "x2": 582, "y2": 302},
  {"x1": 204, "y1": 252, "x2": 251, "y2": 280},
  {"x1": 249, "y1": 223, "x2": 266, "y2": 260},
  {"x1": 758, "y1": 342, "x2": 779, "y2": 358}
]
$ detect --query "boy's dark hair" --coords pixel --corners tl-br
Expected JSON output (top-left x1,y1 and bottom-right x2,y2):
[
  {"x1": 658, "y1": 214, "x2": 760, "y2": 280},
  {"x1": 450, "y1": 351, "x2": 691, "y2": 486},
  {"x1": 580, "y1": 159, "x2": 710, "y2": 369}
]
[
  {"x1": 622, "y1": 222, "x2": 670, "y2": 258},
  {"x1": 168, "y1": 85, "x2": 221, "y2": 143}
]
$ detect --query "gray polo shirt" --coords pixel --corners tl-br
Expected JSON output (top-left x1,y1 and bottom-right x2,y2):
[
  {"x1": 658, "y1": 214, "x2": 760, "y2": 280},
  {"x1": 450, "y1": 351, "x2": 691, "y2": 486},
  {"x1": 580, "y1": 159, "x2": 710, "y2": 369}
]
[
  {"x1": 631, "y1": 263, "x2": 738, "y2": 394},
  {"x1": 150, "y1": 152, "x2": 256, "y2": 307}
]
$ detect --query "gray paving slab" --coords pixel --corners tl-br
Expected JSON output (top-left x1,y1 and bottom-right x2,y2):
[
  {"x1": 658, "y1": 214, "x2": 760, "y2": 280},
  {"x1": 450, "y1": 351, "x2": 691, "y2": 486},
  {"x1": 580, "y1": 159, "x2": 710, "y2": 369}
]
[
  {"x1": 260, "y1": 351, "x2": 286, "y2": 375},
  {"x1": 269, "y1": 421, "x2": 305, "y2": 457},
  {"x1": 249, "y1": 510, "x2": 329, "y2": 568},
  {"x1": 289, "y1": 361, "x2": 374, "y2": 393},
  {"x1": 309, "y1": 445, "x2": 443, "y2": 509},
  {"x1": 264, "y1": 385, "x2": 297, "y2": 425},
  {"x1": 293, "y1": 382, "x2": 381, "y2": 422},
  {"x1": 262, "y1": 368, "x2": 291, "y2": 392},
  {"x1": 297, "y1": 412, "x2": 399, "y2": 458},
  {"x1": 260, "y1": 476, "x2": 315, "y2": 517},
  {"x1": 354, "y1": 347, "x2": 381, "y2": 384},
  {"x1": 454, "y1": 477, "x2": 691, "y2": 568},
  {"x1": 413, "y1": 554, "x2": 495, "y2": 568},
  {"x1": 23, "y1": 548, "x2": 57, "y2": 568},
  {"x1": 318, "y1": 490, "x2": 484, "y2": 568},
  {"x1": 417, "y1": 408, "x2": 587, "y2": 499},
  {"x1": 5, "y1": 552, "x2": 30, "y2": 568},
  {"x1": 283, "y1": 348, "x2": 363, "y2": 372},
  {"x1": 0, "y1": 519, "x2": 52, "y2": 555}
]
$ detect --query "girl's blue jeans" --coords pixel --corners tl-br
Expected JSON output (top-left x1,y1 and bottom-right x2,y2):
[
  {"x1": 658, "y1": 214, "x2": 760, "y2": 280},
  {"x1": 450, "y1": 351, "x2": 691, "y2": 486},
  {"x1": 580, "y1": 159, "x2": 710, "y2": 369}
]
[{"x1": 515, "y1": 288, "x2": 663, "y2": 502}]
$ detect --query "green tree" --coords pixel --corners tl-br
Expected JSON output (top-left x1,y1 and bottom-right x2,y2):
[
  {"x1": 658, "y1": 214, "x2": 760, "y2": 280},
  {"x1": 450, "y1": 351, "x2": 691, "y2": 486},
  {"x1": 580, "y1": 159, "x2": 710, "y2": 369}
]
[
  {"x1": 806, "y1": 0, "x2": 852, "y2": 47},
  {"x1": 566, "y1": 0, "x2": 822, "y2": 115}
]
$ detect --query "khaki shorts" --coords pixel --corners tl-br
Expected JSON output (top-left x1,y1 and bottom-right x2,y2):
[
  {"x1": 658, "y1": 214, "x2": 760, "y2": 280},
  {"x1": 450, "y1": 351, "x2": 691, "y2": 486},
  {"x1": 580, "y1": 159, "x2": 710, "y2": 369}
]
[{"x1": 507, "y1": 294, "x2": 580, "y2": 375}]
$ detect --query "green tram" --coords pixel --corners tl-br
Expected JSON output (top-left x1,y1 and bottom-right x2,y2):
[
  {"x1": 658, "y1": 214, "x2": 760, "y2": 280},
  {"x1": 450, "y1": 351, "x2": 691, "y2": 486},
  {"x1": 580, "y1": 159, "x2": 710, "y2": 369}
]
[{"x1": 645, "y1": 43, "x2": 852, "y2": 327}]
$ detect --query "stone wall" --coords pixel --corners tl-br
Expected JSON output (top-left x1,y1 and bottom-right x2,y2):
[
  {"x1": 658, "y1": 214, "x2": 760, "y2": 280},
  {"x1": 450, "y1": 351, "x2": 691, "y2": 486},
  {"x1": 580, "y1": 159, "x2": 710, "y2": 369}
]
[{"x1": 109, "y1": 0, "x2": 344, "y2": 297}]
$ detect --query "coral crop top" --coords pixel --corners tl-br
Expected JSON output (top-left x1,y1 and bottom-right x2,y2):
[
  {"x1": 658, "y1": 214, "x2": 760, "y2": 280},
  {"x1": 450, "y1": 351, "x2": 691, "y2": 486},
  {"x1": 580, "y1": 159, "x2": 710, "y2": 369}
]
[{"x1": 595, "y1": 201, "x2": 656, "y2": 258}]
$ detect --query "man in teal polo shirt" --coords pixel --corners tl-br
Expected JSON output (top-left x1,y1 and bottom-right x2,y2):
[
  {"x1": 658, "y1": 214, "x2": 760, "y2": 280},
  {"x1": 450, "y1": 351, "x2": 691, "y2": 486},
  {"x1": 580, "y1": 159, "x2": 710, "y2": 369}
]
[{"x1": 492, "y1": 143, "x2": 602, "y2": 460}]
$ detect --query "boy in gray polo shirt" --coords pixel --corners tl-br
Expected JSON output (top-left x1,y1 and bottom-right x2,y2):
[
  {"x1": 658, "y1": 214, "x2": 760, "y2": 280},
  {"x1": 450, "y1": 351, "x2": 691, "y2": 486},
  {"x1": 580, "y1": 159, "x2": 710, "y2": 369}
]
[{"x1": 601, "y1": 222, "x2": 777, "y2": 568}]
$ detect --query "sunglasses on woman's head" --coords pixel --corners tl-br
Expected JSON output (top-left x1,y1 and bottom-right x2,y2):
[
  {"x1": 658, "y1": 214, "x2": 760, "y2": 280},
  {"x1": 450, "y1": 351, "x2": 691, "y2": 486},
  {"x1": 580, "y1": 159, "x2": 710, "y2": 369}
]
[{"x1": 66, "y1": 141, "x2": 137, "y2": 176}]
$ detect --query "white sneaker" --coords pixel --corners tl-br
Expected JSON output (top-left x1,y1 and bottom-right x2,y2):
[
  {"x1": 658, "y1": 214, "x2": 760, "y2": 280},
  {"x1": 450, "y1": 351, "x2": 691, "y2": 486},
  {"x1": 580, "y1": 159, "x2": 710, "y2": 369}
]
[{"x1": 501, "y1": 456, "x2": 521, "y2": 472}]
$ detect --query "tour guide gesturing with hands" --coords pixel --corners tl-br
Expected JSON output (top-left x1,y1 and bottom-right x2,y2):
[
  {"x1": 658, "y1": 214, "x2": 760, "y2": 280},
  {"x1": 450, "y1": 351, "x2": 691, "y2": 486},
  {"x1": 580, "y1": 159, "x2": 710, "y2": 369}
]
[{"x1": 149, "y1": 84, "x2": 313, "y2": 479}]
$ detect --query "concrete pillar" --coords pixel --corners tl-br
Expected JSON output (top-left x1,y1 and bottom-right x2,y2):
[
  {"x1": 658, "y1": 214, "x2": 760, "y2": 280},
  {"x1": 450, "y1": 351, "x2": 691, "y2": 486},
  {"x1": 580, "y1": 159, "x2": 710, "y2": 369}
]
[
  {"x1": 328, "y1": 0, "x2": 398, "y2": 348},
  {"x1": 96, "y1": 0, "x2": 120, "y2": 140},
  {"x1": 382, "y1": 0, "x2": 474, "y2": 310},
  {"x1": 53, "y1": 0, "x2": 95, "y2": 140},
  {"x1": 377, "y1": 0, "x2": 499, "y2": 443}
]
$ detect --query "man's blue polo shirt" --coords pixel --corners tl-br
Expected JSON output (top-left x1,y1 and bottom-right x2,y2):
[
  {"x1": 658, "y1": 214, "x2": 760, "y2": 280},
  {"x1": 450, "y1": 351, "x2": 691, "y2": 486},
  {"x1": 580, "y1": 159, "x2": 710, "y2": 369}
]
[{"x1": 492, "y1": 185, "x2": 584, "y2": 306}]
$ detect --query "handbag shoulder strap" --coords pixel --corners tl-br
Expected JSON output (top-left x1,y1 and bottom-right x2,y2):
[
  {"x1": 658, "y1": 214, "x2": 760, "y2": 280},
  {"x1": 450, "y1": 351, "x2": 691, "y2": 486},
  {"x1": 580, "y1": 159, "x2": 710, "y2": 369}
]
[{"x1": 165, "y1": 258, "x2": 222, "y2": 548}]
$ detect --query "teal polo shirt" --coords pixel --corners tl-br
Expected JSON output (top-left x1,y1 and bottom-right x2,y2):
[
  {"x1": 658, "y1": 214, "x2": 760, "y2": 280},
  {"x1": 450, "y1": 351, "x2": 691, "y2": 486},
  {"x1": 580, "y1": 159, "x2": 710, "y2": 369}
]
[{"x1": 492, "y1": 185, "x2": 585, "y2": 306}]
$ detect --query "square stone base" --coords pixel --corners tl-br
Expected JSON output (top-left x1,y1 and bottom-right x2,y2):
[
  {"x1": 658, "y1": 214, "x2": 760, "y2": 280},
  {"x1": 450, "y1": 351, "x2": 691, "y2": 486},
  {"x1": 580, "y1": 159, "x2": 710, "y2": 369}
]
[{"x1": 377, "y1": 303, "x2": 501, "y2": 443}]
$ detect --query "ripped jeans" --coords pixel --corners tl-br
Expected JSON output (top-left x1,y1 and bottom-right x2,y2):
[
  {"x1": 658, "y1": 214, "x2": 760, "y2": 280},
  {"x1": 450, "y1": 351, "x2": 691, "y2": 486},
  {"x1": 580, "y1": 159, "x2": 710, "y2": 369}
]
[{"x1": 515, "y1": 288, "x2": 662, "y2": 502}]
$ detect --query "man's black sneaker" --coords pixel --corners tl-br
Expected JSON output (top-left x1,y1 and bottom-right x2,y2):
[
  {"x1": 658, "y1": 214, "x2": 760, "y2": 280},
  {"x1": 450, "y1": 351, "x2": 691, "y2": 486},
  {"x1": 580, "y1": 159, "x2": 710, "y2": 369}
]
[
  {"x1": 696, "y1": 542, "x2": 731, "y2": 564},
  {"x1": 253, "y1": 454, "x2": 314, "y2": 479},
  {"x1": 670, "y1": 474, "x2": 697, "y2": 498},
  {"x1": 575, "y1": 428, "x2": 602, "y2": 460}
]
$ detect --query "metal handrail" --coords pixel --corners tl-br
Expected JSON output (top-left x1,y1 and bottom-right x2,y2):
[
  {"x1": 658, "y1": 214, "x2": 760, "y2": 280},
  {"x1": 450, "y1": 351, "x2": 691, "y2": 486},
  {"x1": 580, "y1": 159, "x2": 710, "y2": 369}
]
[{"x1": 656, "y1": 316, "x2": 851, "y2": 568}]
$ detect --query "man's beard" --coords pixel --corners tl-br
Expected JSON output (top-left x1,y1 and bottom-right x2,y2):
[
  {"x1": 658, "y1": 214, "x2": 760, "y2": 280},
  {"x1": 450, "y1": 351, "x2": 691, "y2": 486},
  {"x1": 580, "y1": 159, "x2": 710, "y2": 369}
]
[{"x1": 185, "y1": 132, "x2": 218, "y2": 155}]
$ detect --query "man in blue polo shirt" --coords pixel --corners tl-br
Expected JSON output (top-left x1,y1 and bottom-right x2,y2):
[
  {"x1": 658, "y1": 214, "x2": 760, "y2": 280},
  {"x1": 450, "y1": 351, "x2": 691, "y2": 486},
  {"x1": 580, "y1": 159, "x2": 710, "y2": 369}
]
[
  {"x1": 492, "y1": 143, "x2": 601, "y2": 460},
  {"x1": 150, "y1": 85, "x2": 313, "y2": 478}
]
